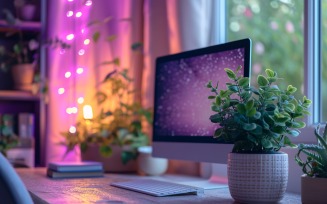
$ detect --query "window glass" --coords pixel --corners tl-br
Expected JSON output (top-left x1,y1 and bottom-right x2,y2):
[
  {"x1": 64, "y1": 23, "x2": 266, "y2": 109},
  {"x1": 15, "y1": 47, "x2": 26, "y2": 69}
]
[
  {"x1": 227, "y1": 0, "x2": 304, "y2": 100},
  {"x1": 322, "y1": 0, "x2": 327, "y2": 121}
]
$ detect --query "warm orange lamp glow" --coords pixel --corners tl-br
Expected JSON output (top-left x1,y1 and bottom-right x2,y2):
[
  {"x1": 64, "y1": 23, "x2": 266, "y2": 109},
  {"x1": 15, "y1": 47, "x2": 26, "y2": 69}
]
[{"x1": 83, "y1": 105, "x2": 93, "y2": 120}]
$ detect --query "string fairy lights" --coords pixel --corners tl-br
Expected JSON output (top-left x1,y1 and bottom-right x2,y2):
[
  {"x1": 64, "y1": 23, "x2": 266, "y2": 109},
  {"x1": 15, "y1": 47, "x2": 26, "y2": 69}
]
[{"x1": 58, "y1": 0, "x2": 93, "y2": 132}]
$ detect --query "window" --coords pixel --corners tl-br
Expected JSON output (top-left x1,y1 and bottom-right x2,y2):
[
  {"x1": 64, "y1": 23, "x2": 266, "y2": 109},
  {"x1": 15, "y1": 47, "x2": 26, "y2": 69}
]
[
  {"x1": 227, "y1": 0, "x2": 304, "y2": 100},
  {"x1": 322, "y1": 0, "x2": 327, "y2": 121},
  {"x1": 224, "y1": 0, "x2": 327, "y2": 143}
]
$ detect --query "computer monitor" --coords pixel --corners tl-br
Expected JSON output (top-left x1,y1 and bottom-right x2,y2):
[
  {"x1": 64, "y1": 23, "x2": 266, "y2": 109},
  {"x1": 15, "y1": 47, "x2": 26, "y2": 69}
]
[{"x1": 152, "y1": 39, "x2": 252, "y2": 165}]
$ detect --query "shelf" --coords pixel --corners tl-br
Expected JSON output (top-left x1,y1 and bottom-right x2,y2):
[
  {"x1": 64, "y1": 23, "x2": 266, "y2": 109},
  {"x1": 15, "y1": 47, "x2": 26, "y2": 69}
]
[
  {"x1": 0, "y1": 20, "x2": 41, "y2": 32},
  {"x1": 0, "y1": 90, "x2": 39, "y2": 101}
]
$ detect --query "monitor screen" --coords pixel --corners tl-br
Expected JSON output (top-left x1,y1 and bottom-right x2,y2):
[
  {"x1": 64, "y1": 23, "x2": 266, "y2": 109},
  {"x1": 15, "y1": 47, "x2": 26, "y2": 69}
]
[{"x1": 152, "y1": 39, "x2": 251, "y2": 164}]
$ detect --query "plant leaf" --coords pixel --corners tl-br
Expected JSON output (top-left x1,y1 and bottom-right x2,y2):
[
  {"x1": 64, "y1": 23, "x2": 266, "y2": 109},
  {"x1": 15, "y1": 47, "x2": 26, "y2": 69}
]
[
  {"x1": 93, "y1": 32, "x2": 100, "y2": 42},
  {"x1": 243, "y1": 123, "x2": 257, "y2": 131},
  {"x1": 224, "y1": 68, "x2": 236, "y2": 80},
  {"x1": 257, "y1": 75, "x2": 269, "y2": 86}
]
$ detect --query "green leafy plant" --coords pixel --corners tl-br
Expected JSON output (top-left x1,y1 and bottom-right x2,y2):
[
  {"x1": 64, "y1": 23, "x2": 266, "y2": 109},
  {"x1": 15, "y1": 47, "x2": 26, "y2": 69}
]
[
  {"x1": 60, "y1": 16, "x2": 151, "y2": 164},
  {"x1": 295, "y1": 123, "x2": 327, "y2": 178},
  {"x1": 0, "y1": 115, "x2": 19, "y2": 157},
  {"x1": 60, "y1": 70, "x2": 152, "y2": 164},
  {"x1": 206, "y1": 66, "x2": 312, "y2": 153}
]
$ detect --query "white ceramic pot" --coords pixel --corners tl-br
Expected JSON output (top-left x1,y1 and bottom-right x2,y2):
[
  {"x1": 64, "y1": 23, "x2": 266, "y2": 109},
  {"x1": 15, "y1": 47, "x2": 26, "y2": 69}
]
[
  {"x1": 81, "y1": 144, "x2": 137, "y2": 173},
  {"x1": 228, "y1": 152, "x2": 288, "y2": 203},
  {"x1": 137, "y1": 146, "x2": 168, "y2": 176},
  {"x1": 301, "y1": 175, "x2": 327, "y2": 204}
]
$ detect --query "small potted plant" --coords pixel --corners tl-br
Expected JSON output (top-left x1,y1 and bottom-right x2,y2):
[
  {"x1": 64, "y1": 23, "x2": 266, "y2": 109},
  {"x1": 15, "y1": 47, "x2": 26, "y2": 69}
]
[
  {"x1": 60, "y1": 69, "x2": 152, "y2": 172},
  {"x1": 1, "y1": 9, "x2": 69, "y2": 92},
  {"x1": 206, "y1": 66, "x2": 311, "y2": 203},
  {"x1": 295, "y1": 123, "x2": 327, "y2": 203}
]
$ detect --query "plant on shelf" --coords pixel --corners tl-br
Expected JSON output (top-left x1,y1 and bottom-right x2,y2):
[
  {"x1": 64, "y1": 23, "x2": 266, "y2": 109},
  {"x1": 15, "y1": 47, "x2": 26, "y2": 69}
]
[
  {"x1": 60, "y1": 69, "x2": 152, "y2": 165},
  {"x1": 295, "y1": 123, "x2": 327, "y2": 178},
  {"x1": 206, "y1": 66, "x2": 311, "y2": 203},
  {"x1": 0, "y1": 8, "x2": 69, "y2": 93},
  {"x1": 0, "y1": 115, "x2": 19, "y2": 157}
]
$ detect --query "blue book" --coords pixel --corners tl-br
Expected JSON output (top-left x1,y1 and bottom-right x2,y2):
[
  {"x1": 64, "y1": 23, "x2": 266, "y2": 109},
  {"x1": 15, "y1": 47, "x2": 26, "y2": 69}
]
[
  {"x1": 47, "y1": 168, "x2": 104, "y2": 179},
  {"x1": 48, "y1": 161, "x2": 103, "y2": 172}
]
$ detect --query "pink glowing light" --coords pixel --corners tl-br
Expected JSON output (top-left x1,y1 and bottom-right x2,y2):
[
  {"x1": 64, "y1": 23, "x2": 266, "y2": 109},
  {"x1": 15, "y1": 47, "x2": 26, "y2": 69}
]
[
  {"x1": 65, "y1": 71, "x2": 72, "y2": 78},
  {"x1": 85, "y1": 0, "x2": 92, "y2": 6},
  {"x1": 76, "y1": 67, "x2": 84, "y2": 74},
  {"x1": 67, "y1": 0, "x2": 74, "y2": 2},
  {"x1": 78, "y1": 49, "x2": 85, "y2": 55},
  {"x1": 66, "y1": 34, "x2": 74, "y2": 41},
  {"x1": 71, "y1": 107, "x2": 78, "y2": 114},
  {"x1": 66, "y1": 11, "x2": 73, "y2": 17},
  {"x1": 81, "y1": 28, "x2": 85, "y2": 34},
  {"x1": 66, "y1": 108, "x2": 73, "y2": 114},
  {"x1": 77, "y1": 97, "x2": 84, "y2": 104},
  {"x1": 84, "y1": 39, "x2": 90, "y2": 45},
  {"x1": 75, "y1": 12, "x2": 82, "y2": 18},
  {"x1": 69, "y1": 126, "x2": 76, "y2": 133},
  {"x1": 58, "y1": 88, "x2": 65, "y2": 95}
]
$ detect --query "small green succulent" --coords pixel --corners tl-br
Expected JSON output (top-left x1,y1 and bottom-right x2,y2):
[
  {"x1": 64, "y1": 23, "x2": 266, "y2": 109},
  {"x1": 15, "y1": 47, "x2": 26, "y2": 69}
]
[
  {"x1": 295, "y1": 123, "x2": 327, "y2": 178},
  {"x1": 207, "y1": 66, "x2": 312, "y2": 153}
]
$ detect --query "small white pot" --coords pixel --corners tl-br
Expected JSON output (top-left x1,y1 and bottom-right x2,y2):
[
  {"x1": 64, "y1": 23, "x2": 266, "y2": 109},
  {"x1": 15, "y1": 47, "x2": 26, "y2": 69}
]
[
  {"x1": 228, "y1": 152, "x2": 288, "y2": 203},
  {"x1": 137, "y1": 146, "x2": 168, "y2": 176}
]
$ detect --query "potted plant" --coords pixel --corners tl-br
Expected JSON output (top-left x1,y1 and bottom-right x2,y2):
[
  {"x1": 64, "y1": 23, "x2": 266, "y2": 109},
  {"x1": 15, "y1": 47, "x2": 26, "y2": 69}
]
[
  {"x1": 206, "y1": 66, "x2": 311, "y2": 203},
  {"x1": 0, "y1": 9, "x2": 69, "y2": 93},
  {"x1": 60, "y1": 69, "x2": 152, "y2": 173},
  {"x1": 295, "y1": 123, "x2": 327, "y2": 204},
  {"x1": 0, "y1": 115, "x2": 19, "y2": 157}
]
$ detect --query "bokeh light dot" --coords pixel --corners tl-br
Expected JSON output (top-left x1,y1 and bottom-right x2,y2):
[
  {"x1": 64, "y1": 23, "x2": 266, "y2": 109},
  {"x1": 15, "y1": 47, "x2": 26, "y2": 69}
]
[
  {"x1": 78, "y1": 49, "x2": 85, "y2": 55},
  {"x1": 66, "y1": 11, "x2": 73, "y2": 17},
  {"x1": 85, "y1": 0, "x2": 92, "y2": 6},
  {"x1": 84, "y1": 39, "x2": 90, "y2": 45},
  {"x1": 69, "y1": 126, "x2": 76, "y2": 133},
  {"x1": 66, "y1": 34, "x2": 74, "y2": 40},
  {"x1": 71, "y1": 107, "x2": 78, "y2": 114},
  {"x1": 65, "y1": 71, "x2": 71, "y2": 78},
  {"x1": 76, "y1": 12, "x2": 82, "y2": 18},
  {"x1": 77, "y1": 97, "x2": 84, "y2": 104},
  {"x1": 58, "y1": 88, "x2": 65, "y2": 94},
  {"x1": 66, "y1": 108, "x2": 72, "y2": 114},
  {"x1": 76, "y1": 67, "x2": 84, "y2": 74}
]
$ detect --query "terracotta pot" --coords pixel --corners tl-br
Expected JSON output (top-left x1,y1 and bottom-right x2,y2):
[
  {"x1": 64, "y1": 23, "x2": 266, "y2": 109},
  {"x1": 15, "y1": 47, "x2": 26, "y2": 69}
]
[
  {"x1": 301, "y1": 175, "x2": 327, "y2": 204},
  {"x1": 81, "y1": 144, "x2": 137, "y2": 173},
  {"x1": 227, "y1": 152, "x2": 288, "y2": 203},
  {"x1": 11, "y1": 64, "x2": 35, "y2": 91},
  {"x1": 19, "y1": 4, "x2": 37, "y2": 21}
]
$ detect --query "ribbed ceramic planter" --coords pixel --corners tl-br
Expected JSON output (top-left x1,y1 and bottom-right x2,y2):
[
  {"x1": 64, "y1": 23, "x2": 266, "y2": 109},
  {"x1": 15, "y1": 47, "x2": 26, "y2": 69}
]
[
  {"x1": 301, "y1": 175, "x2": 327, "y2": 204},
  {"x1": 228, "y1": 152, "x2": 288, "y2": 203},
  {"x1": 81, "y1": 144, "x2": 137, "y2": 173}
]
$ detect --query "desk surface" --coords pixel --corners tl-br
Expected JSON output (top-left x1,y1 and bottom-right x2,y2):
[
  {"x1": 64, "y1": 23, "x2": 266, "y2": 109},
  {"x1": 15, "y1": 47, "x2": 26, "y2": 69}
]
[{"x1": 17, "y1": 168, "x2": 301, "y2": 204}]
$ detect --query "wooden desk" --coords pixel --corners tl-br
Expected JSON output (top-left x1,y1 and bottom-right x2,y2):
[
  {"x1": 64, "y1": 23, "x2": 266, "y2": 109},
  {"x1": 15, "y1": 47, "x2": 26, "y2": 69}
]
[{"x1": 16, "y1": 168, "x2": 301, "y2": 204}]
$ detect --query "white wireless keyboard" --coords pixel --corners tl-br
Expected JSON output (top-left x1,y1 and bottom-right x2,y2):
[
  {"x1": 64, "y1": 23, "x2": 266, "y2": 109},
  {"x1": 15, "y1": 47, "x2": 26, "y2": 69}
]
[{"x1": 111, "y1": 179, "x2": 204, "y2": 197}]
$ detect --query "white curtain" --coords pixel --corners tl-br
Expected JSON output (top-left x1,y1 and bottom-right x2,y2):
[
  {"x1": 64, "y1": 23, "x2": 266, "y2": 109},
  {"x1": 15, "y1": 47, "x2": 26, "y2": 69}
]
[{"x1": 46, "y1": 0, "x2": 224, "y2": 173}]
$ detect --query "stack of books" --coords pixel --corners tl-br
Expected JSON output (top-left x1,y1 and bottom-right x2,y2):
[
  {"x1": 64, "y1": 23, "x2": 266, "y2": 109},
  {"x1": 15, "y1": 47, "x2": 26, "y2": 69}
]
[{"x1": 47, "y1": 161, "x2": 104, "y2": 179}]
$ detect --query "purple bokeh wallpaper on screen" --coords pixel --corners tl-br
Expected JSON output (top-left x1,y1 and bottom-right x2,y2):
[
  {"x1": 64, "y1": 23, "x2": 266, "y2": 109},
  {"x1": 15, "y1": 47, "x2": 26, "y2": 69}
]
[{"x1": 154, "y1": 48, "x2": 245, "y2": 137}]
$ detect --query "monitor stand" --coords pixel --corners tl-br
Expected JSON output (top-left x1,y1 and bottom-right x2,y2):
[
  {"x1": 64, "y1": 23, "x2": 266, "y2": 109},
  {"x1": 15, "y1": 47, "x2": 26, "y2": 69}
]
[{"x1": 178, "y1": 163, "x2": 228, "y2": 190}]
